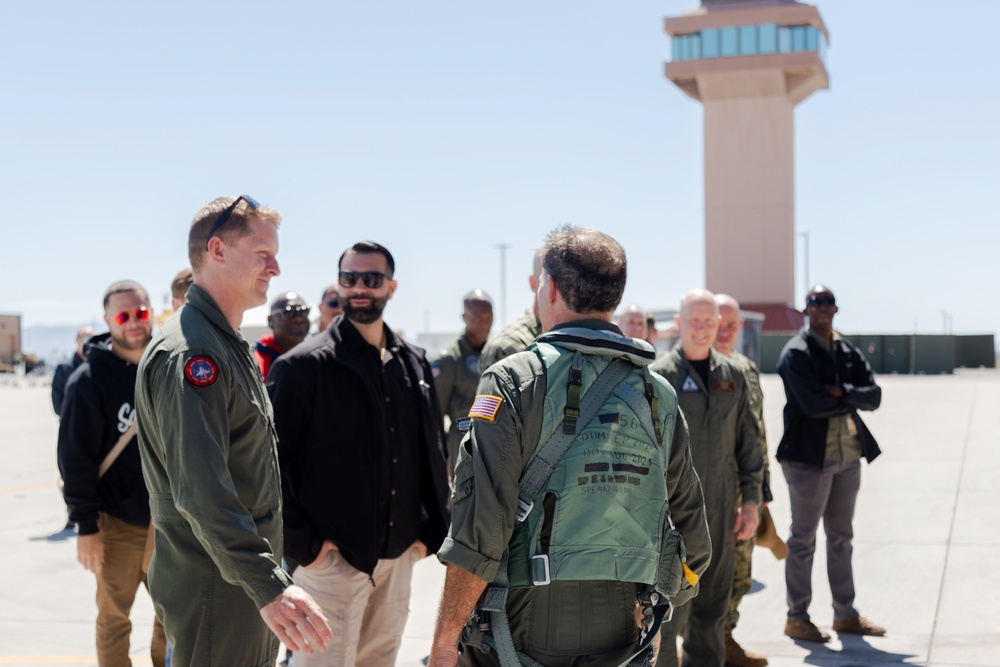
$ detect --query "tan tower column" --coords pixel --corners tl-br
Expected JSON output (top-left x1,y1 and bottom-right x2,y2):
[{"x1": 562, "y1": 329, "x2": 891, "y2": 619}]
[{"x1": 665, "y1": 0, "x2": 828, "y2": 327}]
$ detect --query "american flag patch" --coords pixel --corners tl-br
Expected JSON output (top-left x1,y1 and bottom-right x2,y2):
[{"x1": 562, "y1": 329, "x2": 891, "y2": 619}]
[{"x1": 469, "y1": 394, "x2": 503, "y2": 421}]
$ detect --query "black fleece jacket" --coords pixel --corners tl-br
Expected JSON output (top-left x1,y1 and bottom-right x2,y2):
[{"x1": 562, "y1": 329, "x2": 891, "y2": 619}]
[
  {"x1": 266, "y1": 315, "x2": 451, "y2": 575},
  {"x1": 775, "y1": 328, "x2": 882, "y2": 468},
  {"x1": 57, "y1": 333, "x2": 151, "y2": 534}
]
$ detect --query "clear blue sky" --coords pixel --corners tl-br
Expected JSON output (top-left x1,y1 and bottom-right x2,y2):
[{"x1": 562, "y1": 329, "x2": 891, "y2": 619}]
[{"x1": 3, "y1": 1, "x2": 998, "y2": 345}]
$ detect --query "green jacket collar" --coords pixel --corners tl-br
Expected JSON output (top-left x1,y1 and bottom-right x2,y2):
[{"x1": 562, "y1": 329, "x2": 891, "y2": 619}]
[
  {"x1": 186, "y1": 283, "x2": 245, "y2": 342},
  {"x1": 536, "y1": 319, "x2": 656, "y2": 366}
]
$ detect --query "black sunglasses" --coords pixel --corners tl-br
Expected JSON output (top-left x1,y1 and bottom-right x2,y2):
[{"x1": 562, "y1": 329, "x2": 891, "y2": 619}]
[
  {"x1": 807, "y1": 296, "x2": 836, "y2": 307},
  {"x1": 339, "y1": 271, "x2": 388, "y2": 289},
  {"x1": 273, "y1": 304, "x2": 310, "y2": 318},
  {"x1": 206, "y1": 195, "x2": 260, "y2": 249},
  {"x1": 326, "y1": 299, "x2": 341, "y2": 308}
]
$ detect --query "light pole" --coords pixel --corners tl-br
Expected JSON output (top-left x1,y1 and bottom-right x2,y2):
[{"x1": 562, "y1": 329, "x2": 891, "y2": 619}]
[{"x1": 496, "y1": 243, "x2": 511, "y2": 327}]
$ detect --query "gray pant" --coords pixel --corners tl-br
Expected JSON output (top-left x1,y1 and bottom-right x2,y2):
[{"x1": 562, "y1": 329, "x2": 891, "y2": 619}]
[{"x1": 781, "y1": 458, "x2": 862, "y2": 622}]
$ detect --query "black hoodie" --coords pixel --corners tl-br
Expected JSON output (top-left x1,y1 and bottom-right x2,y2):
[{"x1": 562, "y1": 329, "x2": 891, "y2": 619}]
[{"x1": 57, "y1": 332, "x2": 151, "y2": 534}]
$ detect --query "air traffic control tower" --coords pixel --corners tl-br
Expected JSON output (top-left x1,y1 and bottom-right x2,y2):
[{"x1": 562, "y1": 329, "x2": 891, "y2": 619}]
[{"x1": 665, "y1": 0, "x2": 828, "y2": 329}]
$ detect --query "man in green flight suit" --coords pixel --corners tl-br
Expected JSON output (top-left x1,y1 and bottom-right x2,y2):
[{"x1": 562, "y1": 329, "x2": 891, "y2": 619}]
[
  {"x1": 428, "y1": 225, "x2": 712, "y2": 667},
  {"x1": 651, "y1": 289, "x2": 763, "y2": 667},
  {"x1": 135, "y1": 195, "x2": 332, "y2": 667},
  {"x1": 432, "y1": 289, "x2": 494, "y2": 468}
]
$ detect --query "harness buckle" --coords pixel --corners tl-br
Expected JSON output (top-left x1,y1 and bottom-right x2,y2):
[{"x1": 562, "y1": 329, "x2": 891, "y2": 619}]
[
  {"x1": 515, "y1": 499, "x2": 534, "y2": 522},
  {"x1": 531, "y1": 554, "x2": 551, "y2": 585}
]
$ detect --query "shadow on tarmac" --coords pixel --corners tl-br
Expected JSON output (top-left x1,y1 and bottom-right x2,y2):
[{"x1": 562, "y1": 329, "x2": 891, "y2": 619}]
[
  {"x1": 796, "y1": 635, "x2": 918, "y2": 666},
  {"x1": 29, "y1": 525, "x2": 76, "y2": 542}
]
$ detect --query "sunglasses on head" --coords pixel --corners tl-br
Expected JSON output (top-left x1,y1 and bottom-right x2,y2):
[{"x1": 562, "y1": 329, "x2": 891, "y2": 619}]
[
  {"x1": 114, "y1": 307, "x2": 150, "y2": 325},
  {"x1": 338, "y1": 271, "x2": 388, "y2": 289},
  {"x1": 273, "y1": 304, "x2": 310, "y2": 318},
  {"x1": 205, "y1": 195, "x2": 260, "y2": 249},
  {"x1": 807, "y1": 296, "x2": 836, "y2": 307}
]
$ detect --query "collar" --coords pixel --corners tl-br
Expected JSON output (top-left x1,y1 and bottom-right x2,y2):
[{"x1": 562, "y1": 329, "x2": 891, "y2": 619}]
[
  {"x1": 186, "y1": 283, "x2": 244, "y2": 342},
  {"x1": 338, "y1": 317, "x2": 401, "y2": 355},
  {"x1": 805, "y1": 325, "x2": 840, "y2": 350},
  {"x1": 676, "y1": 345, "x2": 722, "y2": 372},
  {"x1": 536, "y1": 319, "x2": 656, "y2": 366}
]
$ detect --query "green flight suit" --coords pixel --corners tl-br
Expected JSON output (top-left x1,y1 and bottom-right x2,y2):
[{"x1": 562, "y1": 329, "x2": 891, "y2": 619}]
[
  {"x1": 432, "y1": 334, "x2": 483, "y2": 468},
  {"x1": 479, "y1": 309, "x2": 541, "y2": 373},
  {"x1": 440, "y1": 320, "x2": 712, "y2": 667},
  {"x1": 650, "y1": 347, "x2": 762, "y2": 667},
  {"x1": 136, "y1": 284, "x2": 292, "y2": 667}
]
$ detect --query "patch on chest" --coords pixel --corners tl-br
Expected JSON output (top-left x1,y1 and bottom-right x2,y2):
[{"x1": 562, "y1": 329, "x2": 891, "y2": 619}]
[
  {"x1": 184, "y1": 356, "x2": 219, "y2": 387},
  {"x1": 465, "y1": 355, "x2": 479, "y2": 374},
  {"x1": 712, "y1": 378, "x2": 735, "y2": 393},
  {"x1": 680, "y1": 375, "x2": 700, "y2": 393}
]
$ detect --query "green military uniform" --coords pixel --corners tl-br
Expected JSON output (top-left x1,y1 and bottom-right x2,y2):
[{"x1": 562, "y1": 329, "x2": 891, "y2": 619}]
[
  {"x1": 440, "y1": 320, "x2": 712, "y2": 667},
  {"x1": 432, "y1": 334, "x2": 483, "y2": 468},
  {"x1": 136, "y1": 284, "x2": 292, "y2": 667},
  {"x1": 478, "y1": 309, "x2": 541, "y2": 373},
  {"x1": 650, "y1": 347, "x2": 763, "y2": 667},
  {"x1": 726, "y1": 351, "x2": 772, "y2": 635}
]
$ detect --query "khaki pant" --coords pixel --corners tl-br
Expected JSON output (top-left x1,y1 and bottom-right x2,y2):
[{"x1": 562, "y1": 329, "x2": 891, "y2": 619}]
[
  {"x1": 95, "y1": 512, "x2": 166, "y2": 667},
  {"x1": 292, "y1": 546, "x2": 420, "y2": 667}
]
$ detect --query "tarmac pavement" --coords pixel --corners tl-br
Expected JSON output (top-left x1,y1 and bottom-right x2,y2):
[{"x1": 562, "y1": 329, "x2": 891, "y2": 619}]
[{"x1": 1, "y1": 369, "x2": 998, "y2": 666}]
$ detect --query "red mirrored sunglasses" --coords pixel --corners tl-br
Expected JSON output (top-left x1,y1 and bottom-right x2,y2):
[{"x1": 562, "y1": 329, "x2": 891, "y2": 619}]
[{"x1": 113, "y1": 307, "x2": 151, "y2": 325}]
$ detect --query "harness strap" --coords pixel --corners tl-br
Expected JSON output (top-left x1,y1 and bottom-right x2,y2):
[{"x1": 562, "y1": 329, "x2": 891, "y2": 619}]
[
  {"x1": 516, "y1": 357, "x2": 633, "y2": 522},
  {"x1": 643, "y1": 367, "x2": 663, "y2": 445},
  {"x1": 562, "y1": 351, "x2": 584, "y2": 434}
]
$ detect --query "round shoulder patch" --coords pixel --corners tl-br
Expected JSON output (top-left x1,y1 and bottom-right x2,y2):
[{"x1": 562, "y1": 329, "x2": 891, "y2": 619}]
[{"x1": 184, "y1": 356, "x2": 219, "y2": 387}]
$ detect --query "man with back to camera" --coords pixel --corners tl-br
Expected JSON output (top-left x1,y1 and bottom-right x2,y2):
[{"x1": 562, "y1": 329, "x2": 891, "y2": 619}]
[
  {"x1": 135, "y1": 195, "x2": 331, "y2": 667},
  {"x1": 57, "y1": 280, "x2": 166, "y2": 667},
  {"x1": 253, "y1": 291, "x2": 311, "y2": 379},
  {"x1": 432, "y1": 289, "x2": 494, "y2": 468},
  {"x1": 776, "y1": 285, "x2": 885, "y2": 643},
  {"x1": 266, "y1": 241, "x2": 452, "y2": 667},
  {"x1": 315, "y1": 284, "x2": 344, "y2": 333},
  {"x1": 712, "y1": 294, "x2": 778, "y2": 667},
  {"x1": 479, "y1": 248, "x2": 545, "y2": 372},
  {"x1": 651, "y1": 289, "x2": 763, "y2": 667},
  {"x1": 428, "y1": 225, "x2": 712, "y2": 667}
]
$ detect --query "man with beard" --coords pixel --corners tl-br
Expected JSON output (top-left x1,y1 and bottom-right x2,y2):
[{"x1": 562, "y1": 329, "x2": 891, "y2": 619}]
[
  {"x1": 254, "y1": 291, "x2": 311, "y2": 379},
  {"x1": 57, "y1": 280, "x2": 167, "y2": 666},
  {"x1": 267, "y1": 241, "x2": 451, "y2": 667}
]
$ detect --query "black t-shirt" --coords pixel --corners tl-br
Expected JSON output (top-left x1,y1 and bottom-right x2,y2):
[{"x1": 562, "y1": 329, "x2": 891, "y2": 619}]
[{"x1": 689, "y1": 357, "x2": 711, "y2": 389}]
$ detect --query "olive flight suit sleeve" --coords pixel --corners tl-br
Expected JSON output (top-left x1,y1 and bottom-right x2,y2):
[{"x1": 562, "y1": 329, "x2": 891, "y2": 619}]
[
  {"x1": 733, "y1": 373, "x2": 764, "y2": 506},
  {"x1": 437, "y1": 364, "x2": 530, "y2": 583},
  {"x1": 663, "y1": 407, "x2": 711, "y2": 607},
  {"x1": 431, "y1": 350, "x2": 458, "y2": 422},
  {"x1": 265, "y1": 355, "x2": 322, "y2": 568},
  {"x1": 147, "y1": 349, "x2": 290, "y2": 610}
]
